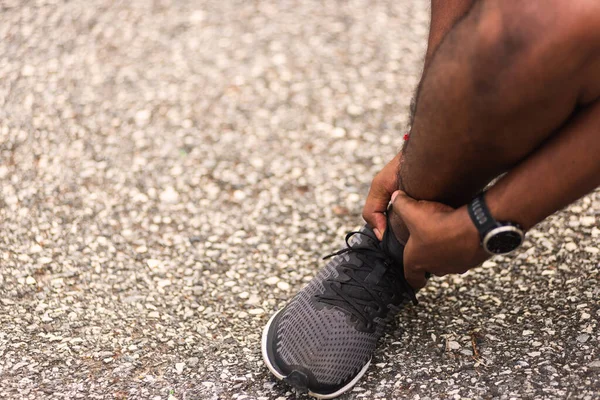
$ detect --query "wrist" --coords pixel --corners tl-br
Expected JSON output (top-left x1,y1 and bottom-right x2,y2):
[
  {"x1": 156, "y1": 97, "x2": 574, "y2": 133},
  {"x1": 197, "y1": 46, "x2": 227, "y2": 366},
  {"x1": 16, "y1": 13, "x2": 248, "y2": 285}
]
[
  {"x1": 485, "y1": 188, "x2": 533, "y2": 232},
  {"x1": 454, "y1": 205, "x2": 483, "y2": 254},
  {"x1": 468, "y1": 192, "x2": 526, "y2": 255}
]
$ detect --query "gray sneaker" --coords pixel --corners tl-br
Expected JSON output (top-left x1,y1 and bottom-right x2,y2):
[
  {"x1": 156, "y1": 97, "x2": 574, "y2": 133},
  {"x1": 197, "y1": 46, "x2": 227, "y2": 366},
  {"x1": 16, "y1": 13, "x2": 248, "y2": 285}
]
[{"x1": 261, "y1": 220, "x2": 417, "y2": 399}]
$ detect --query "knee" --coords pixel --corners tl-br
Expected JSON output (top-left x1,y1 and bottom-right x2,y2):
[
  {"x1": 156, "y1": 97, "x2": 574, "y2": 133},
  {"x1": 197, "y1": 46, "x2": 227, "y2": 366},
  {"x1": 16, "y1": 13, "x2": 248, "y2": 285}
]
[
  {"x1": 476, "y1": 0, "x2": 600, "y2": 53},
  {"x1": 466, "y1": 0, "x2": 600, "y2": 84}
]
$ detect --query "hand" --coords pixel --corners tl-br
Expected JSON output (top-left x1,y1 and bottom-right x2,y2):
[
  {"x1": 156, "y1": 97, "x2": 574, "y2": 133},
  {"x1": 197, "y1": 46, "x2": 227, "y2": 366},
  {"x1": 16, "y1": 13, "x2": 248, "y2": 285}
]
[
  {"x1": 389, "y1": 190, "x2": 490, "y2": 289},
  {"x1": 362, "y1": 153, "x2": 402, "y2": 240}
]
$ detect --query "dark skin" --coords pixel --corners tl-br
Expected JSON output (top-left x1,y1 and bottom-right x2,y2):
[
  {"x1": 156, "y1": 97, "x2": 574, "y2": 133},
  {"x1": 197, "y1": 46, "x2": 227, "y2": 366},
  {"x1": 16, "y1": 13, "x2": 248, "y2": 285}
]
[
  {"x1": 363, "y1": 0, "x2": 600, "y2": 289},
  {"x1": 362, "y1": 0, "x2": 475, "y2": 240}
]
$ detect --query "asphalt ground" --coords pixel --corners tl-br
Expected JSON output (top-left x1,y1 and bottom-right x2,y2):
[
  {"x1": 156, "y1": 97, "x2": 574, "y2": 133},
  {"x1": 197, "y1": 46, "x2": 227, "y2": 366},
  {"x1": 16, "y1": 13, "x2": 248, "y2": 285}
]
[{"x1": 0, "y1": 1, "x2": 598, "y2": 399}]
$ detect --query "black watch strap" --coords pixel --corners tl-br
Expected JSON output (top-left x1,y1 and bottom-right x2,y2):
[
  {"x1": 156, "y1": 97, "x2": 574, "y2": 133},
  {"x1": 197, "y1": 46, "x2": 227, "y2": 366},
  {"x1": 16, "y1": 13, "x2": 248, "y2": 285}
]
[{"x1": 467, "y1": 194, "x2": 498, "y2": 240}]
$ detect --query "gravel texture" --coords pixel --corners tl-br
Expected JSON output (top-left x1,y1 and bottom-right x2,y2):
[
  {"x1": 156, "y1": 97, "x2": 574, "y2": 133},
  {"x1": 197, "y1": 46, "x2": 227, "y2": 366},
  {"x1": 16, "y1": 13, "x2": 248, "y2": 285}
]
[{"x1": 0, "y1": 1, "x2": 599, "y2": 399}]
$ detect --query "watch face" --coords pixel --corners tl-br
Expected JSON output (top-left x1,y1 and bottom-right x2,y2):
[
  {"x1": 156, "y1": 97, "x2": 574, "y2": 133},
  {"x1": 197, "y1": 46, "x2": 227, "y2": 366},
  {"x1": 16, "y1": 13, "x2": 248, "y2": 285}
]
[{"x1": 484, "y1": 227, "x2": 524, "y2": 255}]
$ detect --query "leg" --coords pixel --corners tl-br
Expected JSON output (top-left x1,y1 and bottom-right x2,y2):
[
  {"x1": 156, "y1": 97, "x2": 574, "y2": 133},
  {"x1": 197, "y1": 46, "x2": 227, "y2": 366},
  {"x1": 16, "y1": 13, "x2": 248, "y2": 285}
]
[{"x1": 392, "y1": 0, "x2": 600, "y2": 240}]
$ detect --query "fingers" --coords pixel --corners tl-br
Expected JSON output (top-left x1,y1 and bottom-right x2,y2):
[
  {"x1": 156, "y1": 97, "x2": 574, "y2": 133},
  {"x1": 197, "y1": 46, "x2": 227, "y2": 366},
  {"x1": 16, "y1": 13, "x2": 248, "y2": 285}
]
[
  {"x1": 389, "y1": 190, "x2": 420, "y2": 230},
  {"x1": 372, "y1": 219, "x2": 386, "y2": 241},
  {"x1": 362, "y1": 189, "x2": 389, "y2": 240},
  {"x1": 404, "y1": 263, "x2": 428, "y2": 290},
  {"x1": 402, "y1": 240, "x2": 428, "y2": 290},
  {"x1": 363, "y1": 178, "x2": 394, "y2": 240},
  {"x1": 363, "y1": 153, "x2": 403, "y2": 240}
]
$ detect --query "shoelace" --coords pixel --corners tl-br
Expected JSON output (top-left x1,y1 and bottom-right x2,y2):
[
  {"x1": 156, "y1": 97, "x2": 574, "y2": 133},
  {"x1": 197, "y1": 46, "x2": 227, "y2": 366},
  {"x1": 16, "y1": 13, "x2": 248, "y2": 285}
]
[{"x1": 316, "y1": 231, "x2": 417, "y2": 329}]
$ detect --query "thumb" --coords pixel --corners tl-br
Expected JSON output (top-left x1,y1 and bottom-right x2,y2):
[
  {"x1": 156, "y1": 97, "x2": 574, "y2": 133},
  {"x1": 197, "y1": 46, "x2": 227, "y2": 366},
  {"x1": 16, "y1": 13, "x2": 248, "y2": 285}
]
[{"x1": 390, "y1": 190, "x2": 420, "y2": 229}]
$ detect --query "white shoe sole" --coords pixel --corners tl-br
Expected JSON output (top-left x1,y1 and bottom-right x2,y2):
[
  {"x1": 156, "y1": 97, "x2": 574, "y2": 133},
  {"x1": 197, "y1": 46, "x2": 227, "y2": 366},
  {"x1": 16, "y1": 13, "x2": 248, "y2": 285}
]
[{"x1": 261, "y1": 309, "x2": 371, "y2": 399}]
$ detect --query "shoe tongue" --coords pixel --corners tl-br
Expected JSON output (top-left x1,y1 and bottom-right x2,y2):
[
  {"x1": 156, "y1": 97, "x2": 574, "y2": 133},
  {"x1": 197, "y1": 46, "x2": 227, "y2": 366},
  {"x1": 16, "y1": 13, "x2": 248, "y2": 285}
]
[
  {"x1": 339, "y1": 228, "x2": 386, "y2": 301},
  {"x1": 341, "y1": 253, "x2": 386, "y2": 301},
  {"x1": 381, "y1": 213, "x2": 405, "y2": 268}
]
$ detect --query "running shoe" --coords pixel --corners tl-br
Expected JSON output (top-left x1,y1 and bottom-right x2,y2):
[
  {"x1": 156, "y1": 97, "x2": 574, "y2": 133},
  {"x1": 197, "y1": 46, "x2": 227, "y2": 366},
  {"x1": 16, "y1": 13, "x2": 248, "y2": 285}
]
[{"x1": 261, "y1": 216, "x2": 417, "y2": 399}]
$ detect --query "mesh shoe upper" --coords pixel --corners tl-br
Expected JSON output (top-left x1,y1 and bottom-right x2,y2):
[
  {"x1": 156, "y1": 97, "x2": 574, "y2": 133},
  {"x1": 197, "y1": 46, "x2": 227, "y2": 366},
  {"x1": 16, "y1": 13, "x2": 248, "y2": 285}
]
[{"x1": 265, "y1": 223, "x2": 417, "y2": 395}]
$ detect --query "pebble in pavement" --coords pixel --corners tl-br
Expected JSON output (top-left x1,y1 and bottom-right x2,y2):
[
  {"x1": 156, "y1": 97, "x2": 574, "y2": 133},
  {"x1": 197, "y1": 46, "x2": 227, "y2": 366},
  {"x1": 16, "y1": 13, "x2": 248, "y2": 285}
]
[{"x1": 0, "y1": 0, "x2": 598, "y2": 399}]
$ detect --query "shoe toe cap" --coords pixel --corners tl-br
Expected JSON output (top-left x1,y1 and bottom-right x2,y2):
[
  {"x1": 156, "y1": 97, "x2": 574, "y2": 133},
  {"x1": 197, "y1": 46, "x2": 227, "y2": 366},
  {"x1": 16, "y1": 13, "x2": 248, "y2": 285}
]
[{"x1": 270, "y1": 305, "x2": 376, "y2": 392}]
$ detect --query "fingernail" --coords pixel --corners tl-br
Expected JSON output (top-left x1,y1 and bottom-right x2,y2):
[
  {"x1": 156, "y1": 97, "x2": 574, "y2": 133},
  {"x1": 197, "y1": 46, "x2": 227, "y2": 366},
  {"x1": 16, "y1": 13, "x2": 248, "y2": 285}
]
[
  {"x1": 373, "y1": 228, "x2": 382, "y2": 240},
  {"x1": 391, "y1": 190, "x2": 399, "y2": 203}
]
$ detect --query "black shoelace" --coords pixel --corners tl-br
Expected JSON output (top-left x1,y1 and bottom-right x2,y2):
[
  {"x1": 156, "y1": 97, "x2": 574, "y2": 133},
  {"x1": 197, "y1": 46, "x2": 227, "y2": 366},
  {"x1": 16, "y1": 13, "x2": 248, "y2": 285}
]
[{"x1": 315, "y1": 231, "x2": 417, "y2": 330}]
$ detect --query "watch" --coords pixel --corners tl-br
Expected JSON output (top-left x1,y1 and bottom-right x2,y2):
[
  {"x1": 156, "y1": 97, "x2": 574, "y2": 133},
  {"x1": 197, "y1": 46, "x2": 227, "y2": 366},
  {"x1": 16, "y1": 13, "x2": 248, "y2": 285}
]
[{"x1": 467, "y1": 193, "x2": 525, "y2": 255}]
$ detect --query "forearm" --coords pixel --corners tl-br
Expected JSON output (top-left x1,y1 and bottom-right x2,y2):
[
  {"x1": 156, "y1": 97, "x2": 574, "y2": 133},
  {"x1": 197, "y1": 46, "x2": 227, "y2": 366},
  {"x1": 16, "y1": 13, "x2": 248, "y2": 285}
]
[
  {"x1": 425, "y1": 0, "x2": 475, "y2": 64},
  {"x1": 487, "y1": 102, "x2": 600, "y2": 231}
]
